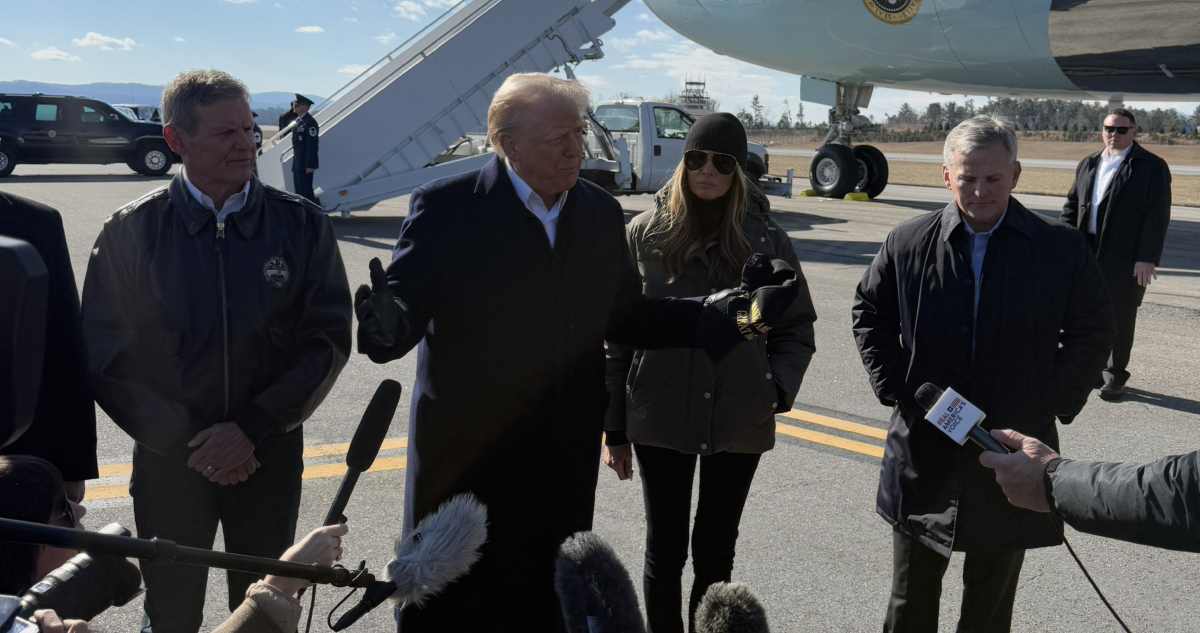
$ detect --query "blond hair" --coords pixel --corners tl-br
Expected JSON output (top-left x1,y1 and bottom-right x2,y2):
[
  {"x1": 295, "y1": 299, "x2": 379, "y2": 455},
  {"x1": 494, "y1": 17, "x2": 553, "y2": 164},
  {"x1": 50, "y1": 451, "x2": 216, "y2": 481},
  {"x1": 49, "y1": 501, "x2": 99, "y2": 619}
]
[
  {"x1": 650, "y1": 157, "x2": 752, "y2": 286},
  {"x1": 487, "y1": 72, "x2": 589, "y2": 158}
]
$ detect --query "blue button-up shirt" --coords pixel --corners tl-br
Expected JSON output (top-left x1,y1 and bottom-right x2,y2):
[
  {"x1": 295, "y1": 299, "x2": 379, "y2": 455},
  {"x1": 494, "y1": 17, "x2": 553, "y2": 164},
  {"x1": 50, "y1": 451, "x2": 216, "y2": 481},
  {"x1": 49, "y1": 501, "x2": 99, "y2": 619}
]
[{"x1": 962, "y1": 210, "x2": 1006, "y2": 354}]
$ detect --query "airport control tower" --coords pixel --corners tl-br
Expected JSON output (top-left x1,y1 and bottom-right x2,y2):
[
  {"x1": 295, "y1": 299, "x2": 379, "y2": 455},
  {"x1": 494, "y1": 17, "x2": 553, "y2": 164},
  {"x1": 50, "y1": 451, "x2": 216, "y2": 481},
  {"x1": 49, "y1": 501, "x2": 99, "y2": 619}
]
[{"x1": 679, "y1": 77, "x2": 715, "y2": 118}]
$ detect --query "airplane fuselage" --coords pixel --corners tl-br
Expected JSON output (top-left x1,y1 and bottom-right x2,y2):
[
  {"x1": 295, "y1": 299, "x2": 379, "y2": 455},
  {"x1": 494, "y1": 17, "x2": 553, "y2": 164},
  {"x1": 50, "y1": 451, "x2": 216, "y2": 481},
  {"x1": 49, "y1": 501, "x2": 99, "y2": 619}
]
[{"x1": 642, "y1": 0, "x2": 1200, "y2": 102}]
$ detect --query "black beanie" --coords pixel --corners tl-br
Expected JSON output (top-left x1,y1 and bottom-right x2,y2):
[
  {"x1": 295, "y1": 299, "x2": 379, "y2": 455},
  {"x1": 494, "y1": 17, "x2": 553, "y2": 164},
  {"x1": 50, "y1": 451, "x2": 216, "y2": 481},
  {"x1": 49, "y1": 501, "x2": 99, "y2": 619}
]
[{"x1": 683, "y1": 113, "x2": 747, "y2": 168}]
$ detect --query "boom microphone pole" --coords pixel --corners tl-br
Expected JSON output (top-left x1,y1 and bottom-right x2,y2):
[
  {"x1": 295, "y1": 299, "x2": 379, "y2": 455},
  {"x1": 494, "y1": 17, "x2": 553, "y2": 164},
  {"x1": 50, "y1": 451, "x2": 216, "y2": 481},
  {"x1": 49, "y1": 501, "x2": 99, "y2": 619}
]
[{"x1": 0, "y1": 519, "x2": 378, "y2": 589}]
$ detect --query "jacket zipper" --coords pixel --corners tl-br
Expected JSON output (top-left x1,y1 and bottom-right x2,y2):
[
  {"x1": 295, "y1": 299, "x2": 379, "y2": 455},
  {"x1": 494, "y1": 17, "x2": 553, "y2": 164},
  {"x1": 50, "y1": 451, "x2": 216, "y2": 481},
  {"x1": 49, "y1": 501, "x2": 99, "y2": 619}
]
[{"x1": 215, "y1": 221, "x2": 230, "y2": 421}]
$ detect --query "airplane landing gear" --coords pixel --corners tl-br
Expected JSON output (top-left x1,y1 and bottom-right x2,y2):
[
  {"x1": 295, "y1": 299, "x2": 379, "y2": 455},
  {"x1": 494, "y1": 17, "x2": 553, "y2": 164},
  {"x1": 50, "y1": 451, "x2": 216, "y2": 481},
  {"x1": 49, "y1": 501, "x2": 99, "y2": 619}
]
[{"x1": 808, "y1": 82, "x2": 890, "y2": 199}]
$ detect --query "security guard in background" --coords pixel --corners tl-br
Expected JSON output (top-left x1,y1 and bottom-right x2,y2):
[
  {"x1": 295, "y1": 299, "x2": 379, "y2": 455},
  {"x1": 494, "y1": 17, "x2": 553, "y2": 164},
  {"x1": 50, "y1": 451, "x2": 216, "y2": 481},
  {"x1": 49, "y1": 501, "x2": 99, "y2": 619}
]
[
  {"x1": 278, "y1": 101, "x2": 297, "y2": 131},
  {"x1": 251, "y1": 111, "x2": 263, "y2": 150},
  {"x1": 290, "y1": 94, "x2": 320, "y2": 206}
]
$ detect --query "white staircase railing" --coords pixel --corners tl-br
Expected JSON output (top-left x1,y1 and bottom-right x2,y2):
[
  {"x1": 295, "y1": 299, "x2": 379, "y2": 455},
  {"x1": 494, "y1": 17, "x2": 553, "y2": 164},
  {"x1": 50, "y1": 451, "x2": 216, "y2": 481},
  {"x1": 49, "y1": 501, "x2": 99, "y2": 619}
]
[{"x1": 257, "y1": 0, "x2": 631, "y2": 212}]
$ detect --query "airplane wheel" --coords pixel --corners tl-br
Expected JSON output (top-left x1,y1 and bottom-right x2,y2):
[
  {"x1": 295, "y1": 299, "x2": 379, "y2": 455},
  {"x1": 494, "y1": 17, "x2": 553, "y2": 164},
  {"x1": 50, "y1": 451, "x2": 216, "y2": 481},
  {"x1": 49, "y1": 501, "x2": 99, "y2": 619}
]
[
  {"x1": 853, "y1": 145, "x2": 888, "y2": 198},
  {"x1": 809, "y1": 144, "x2": 857, "y2": 198}
]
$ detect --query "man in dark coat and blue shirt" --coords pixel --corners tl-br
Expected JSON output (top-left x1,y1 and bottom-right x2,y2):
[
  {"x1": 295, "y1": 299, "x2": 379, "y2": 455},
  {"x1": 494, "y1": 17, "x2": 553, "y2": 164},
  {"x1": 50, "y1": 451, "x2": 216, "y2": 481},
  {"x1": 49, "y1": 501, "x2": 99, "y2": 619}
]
[
  {"x1": 1061, "y1": 108, "x2": 1172, "y2": 401},
  {"x1": 852, "y1": 116, "x2": 1115, "y2": 633},
  {"x1": 289, "y1": 93, "x2": 319, "y2": 205},
  {"x1": 82, "y1": 70, "x2": 351, "y2": 633},
  {"x1": 354, "y1": 72, "x2": 801, "y2": 633}
]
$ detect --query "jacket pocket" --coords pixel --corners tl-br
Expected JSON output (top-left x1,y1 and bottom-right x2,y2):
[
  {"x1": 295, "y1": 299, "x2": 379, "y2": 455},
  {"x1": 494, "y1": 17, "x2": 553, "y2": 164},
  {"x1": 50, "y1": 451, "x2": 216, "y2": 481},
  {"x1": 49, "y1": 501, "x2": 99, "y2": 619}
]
[{"x1": 138, "y1": 330, "x2": 183, "y2": 363}]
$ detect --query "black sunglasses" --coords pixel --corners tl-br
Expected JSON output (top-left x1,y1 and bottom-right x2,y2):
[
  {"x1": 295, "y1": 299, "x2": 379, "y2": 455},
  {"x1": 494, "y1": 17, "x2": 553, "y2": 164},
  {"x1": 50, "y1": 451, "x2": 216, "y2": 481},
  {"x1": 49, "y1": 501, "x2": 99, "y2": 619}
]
[
  {"x1": 50, "y1": 500, "x2": 76, "y2": 527},
  {"x1": 1103, "y1": 126, "x2": 1131, "y2": 135},
  {"x1": 684, "y1": 150, "x2": 738, "y2": 176}
]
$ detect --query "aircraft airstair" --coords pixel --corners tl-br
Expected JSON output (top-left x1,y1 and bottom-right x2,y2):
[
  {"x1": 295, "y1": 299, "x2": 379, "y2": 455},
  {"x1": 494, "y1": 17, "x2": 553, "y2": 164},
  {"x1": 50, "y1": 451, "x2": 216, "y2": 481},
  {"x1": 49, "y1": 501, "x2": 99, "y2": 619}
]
[{"x1": 257, "y1": 0, "x2": 631, "y2": 214}]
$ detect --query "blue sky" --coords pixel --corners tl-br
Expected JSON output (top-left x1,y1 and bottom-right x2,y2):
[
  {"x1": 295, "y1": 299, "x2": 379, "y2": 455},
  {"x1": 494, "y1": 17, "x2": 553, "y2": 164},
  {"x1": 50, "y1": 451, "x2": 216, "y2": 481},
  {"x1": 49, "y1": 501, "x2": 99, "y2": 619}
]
[{"x1": 0, "y1": 0, "x2": 1194, "y2": 123}]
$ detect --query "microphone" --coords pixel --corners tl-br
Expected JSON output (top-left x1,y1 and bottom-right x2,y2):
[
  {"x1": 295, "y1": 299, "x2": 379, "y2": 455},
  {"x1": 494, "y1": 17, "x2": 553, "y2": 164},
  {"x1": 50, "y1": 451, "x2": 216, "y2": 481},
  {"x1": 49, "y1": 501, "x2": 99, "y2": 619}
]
[
  {"x1": 555, "y1": 531, "x2": 645, "y2": 633},
  {"x1": 324, "y1": 380, "x2": 402, "y2": 526},
  {"x1": 913, "y1": 383, "x2": 1010, "y2": 454},
  {"x1": 694, "y1": 582, "x2": 770, "y2": 633},
  {"x1": 331, "y1": 493, "x2": 488, "y2": 631}
]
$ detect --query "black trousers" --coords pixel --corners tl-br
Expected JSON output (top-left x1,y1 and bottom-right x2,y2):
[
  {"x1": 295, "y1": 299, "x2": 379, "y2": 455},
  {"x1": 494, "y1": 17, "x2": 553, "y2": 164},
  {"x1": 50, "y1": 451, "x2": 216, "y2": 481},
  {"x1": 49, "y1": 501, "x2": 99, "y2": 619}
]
[
  {"x1": 634, "y1": 444, "x2": 761, "y2": 633},
  {"x1": 1086, "y1": 233, "x2": 1142, "y2": 384},
  {"x1": 131, "y1": 430, "x2": 303, "y2": 633},
  {"x1": 292, "y1": 170, "x2": 317, "y2": 205},
  {"x1": 884, "y1": 531, "x2": 1025, "y2": 633},
  {"x1": 1105, "y1": 292, "x2": 1140, "y2": 385}
]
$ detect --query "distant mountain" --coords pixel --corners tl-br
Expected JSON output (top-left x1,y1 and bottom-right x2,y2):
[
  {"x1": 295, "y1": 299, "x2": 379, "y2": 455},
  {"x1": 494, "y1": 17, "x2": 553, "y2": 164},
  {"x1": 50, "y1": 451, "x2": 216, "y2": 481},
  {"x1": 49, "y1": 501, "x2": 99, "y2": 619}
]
[{"x1": 0, "y1": 81, "x2": 323, "y2": 109}]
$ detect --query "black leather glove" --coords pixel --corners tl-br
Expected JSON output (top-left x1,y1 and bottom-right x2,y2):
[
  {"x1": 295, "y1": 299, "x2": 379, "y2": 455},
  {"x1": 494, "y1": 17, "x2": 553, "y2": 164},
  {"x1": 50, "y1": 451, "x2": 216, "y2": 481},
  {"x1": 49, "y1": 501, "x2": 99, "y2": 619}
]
[
  {"x1": 354, "y1": 257, "x2": 404, "y2": 356},
  {"x1": 698, "y1": 253, "x2": 799, "y2": 359}
]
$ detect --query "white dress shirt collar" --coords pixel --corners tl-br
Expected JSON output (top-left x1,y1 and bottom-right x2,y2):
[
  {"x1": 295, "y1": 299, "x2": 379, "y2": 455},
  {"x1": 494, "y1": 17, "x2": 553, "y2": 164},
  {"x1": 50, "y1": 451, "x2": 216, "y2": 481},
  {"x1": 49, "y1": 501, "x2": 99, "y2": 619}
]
[
  {"x1": 505, "y1": 159, "x2": 568, "y2": 247},
  {"x1": 182, "y1": 166, "x2": 251, "y2": 223}
]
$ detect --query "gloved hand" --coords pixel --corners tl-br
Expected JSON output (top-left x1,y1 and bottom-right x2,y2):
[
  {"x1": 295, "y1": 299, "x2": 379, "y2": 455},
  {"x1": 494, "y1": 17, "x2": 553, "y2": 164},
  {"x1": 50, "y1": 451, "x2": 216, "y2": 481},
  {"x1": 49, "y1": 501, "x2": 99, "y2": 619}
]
[
  {"x1": 354, "y1": 258, "x2": 404, "y2": 355},
  {"x1": 705, "y1": 253, "x2": 798, "y2": 336}
]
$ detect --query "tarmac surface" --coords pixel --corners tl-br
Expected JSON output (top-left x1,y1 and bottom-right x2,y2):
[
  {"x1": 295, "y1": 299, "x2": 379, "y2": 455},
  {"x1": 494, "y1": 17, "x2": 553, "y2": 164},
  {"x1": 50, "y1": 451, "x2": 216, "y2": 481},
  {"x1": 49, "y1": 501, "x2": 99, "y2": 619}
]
[
  {"x1": 4, "y1": 163, "x2": 1200, "y2": 632},
  {"x1": 770, "y1": 148, "x2": 1200, "y2": 177}
]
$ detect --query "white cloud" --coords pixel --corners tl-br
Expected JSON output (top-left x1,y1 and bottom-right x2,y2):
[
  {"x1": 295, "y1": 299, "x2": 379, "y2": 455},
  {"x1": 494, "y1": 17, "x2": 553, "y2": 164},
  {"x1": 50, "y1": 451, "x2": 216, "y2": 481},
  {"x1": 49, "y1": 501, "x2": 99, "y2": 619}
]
[
  {"x1": 374, "y1": 31, "x2": 399, "y2": 45},
  {"x1": 296, "y1": 25, "x2": 325, "y2": 33},
  {"x1": 173, "y1": 36, "x2": 185, "y2": 42},
  {"x1": 339, "y1": 64, "x2": 370, "y2": 75},
  {"x1": 72, "y1": 32, "x2": 136, "y2": 51},
  {"x1": 613, "y1": 42, "x2": 782, "y2": 111},
  {"x1": 424, "y1": 0, "x2": 457, "y2": 7},
  {"x1": 637, "y1": 13, "x2": 651, "y2": 21},
  {"x1": 635, "y1": 29, "x2": 671, "y2": 42},
  {"x1": 576, "y1": 75, "x2": 609, "y2": 91},
  {"x1": 31, "y1": 46, "x2": 81, "y2": 61},
  {"x1": 0, "y1": 37, "x2": 15, "y2": 46},
  {"x1": 343, "y1": 17, "x2": 358, "y2": 22},
  {"x1": 608, "y1": 29, "x2": 674, "y2": 53},
  {"x1": 394, "y1": 0, "x2": 426, "y2": 20}
]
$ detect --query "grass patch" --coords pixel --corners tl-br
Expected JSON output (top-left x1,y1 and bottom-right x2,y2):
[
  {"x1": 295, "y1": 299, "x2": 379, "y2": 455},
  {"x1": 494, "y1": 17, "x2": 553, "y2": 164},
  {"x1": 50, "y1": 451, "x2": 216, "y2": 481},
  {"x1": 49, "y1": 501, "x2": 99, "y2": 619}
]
[{"x1": 769, "y1": 155, "x2": 1200, "y2": 207}]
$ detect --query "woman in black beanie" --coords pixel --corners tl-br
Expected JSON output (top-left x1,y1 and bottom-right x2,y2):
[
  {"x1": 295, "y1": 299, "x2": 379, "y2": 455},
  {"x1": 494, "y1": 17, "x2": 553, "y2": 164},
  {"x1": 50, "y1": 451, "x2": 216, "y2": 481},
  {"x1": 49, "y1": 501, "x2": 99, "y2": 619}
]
[{"x1": 603, "y1": 113, "x2": 817, "y2": 633}]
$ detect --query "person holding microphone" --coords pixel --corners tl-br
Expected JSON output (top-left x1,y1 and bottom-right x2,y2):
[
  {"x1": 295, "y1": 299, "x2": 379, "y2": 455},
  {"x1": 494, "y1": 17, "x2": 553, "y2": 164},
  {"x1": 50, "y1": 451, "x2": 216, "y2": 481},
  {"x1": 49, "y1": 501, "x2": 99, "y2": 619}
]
[{"x1": 603, "y1": 113, "x2": 816, "y2": 633}]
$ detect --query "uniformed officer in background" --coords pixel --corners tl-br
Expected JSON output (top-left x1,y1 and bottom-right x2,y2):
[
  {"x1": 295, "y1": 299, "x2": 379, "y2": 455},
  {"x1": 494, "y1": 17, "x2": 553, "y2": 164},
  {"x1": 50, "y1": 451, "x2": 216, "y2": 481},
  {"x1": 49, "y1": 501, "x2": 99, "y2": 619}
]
[
  {"x1": 251, "y1": 111, "x2": 263, "y2": 150},
  {"x1": 277, "y1": 100, "x2": 297, "y2": 131},
  {"x1": 290, "y1": 94, "x2": 320, "y2": 206}
]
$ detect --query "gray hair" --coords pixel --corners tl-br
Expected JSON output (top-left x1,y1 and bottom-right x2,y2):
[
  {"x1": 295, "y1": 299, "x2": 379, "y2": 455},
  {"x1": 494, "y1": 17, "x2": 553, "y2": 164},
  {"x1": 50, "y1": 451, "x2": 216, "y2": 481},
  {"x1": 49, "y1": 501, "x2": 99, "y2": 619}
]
[
  {"x1": 943, "y1": 115, "x2": 1018, "y2": 165},
  {"x1": 161, "y1": 69, "x2": 250, "y2": 135},
  {"x1": 487, "y1": 72, "x2": 589, "y2": 159}
]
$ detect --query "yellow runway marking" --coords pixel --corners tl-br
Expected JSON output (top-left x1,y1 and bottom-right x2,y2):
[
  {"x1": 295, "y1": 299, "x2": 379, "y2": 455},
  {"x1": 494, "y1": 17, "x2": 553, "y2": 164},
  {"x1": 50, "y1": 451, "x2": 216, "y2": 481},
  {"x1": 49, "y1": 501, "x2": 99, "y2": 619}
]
[
  {"x1": 775, "y1": 421, "x2": 885, "y2": 458},
  {"x1": 86, "y1": 408, "x2": 888, "y2": 502},
  {"x1": 781, "y1": 409, "x2": 887, "y2": 440},
  {"x1": 86, "y1": 438, "x2": 410, "y2": 501}
]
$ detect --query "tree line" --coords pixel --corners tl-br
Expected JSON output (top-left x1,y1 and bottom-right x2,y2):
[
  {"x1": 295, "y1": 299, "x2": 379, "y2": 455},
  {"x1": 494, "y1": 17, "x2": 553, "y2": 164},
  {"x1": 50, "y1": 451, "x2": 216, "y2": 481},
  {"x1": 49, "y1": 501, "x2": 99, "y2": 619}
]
[{"x1": 728, "y1": 95, "x2": 1199, "y2": 137}]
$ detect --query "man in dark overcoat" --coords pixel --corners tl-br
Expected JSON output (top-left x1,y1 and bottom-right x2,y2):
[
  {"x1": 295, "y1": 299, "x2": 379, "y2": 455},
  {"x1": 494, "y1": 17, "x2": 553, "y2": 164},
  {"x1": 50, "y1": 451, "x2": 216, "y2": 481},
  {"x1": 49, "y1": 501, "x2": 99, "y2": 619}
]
[
  {"x1": 1061, "y1": 108, "x2": 1172, "y2": 400},
  {"x1": 852, "y1": 116, "x2": 1115, "y2": 632},
  {"x1": 354, "y1": 73, "x2": 797, "y2": 632}
]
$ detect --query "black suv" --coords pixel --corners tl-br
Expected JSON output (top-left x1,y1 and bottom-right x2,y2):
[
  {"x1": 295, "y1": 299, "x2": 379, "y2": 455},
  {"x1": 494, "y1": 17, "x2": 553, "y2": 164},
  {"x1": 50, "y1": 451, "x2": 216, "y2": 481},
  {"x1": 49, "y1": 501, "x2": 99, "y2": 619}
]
[{"x1": 0, "y1": 94, "x2": 175, "y2": 177}]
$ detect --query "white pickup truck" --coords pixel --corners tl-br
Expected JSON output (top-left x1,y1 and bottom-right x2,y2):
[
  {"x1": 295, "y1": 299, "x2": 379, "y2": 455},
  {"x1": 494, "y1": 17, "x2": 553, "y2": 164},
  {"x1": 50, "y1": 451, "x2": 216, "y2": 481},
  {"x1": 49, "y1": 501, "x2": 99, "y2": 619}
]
[
  {"x1": 426, "y1": 99, "x2": 791, "y2": 199},
  {"x1": 589, "y1": 99, "x2": 789, "y2": 196}
]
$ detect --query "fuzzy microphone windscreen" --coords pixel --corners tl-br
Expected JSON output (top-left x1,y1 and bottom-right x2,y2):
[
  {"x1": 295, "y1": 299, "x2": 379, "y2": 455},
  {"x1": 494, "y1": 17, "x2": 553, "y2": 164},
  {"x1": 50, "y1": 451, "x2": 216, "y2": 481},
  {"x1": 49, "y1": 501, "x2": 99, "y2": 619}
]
[
  {"x1": 555, "y1": 531, "x2": 646, "y2": 633},
  {"x1": 386, "y1": 492, "x2": 488, "y2": 607},
  {"x1": 694, "y1": 582, "x2": 770, "y2": 633}
]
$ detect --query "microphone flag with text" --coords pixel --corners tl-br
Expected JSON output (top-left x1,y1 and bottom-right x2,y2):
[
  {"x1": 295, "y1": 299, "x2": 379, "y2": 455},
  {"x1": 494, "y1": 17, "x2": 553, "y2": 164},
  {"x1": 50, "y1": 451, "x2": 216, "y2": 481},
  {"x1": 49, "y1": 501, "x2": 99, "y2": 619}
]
[{"x1": 914, "y1": 383, "x2": 1010, "y2": 454}]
